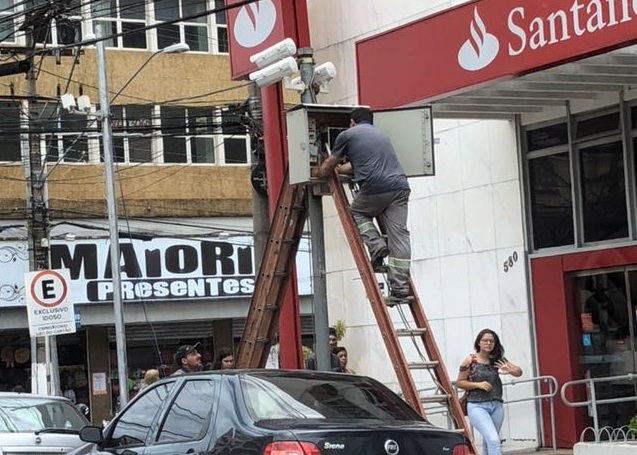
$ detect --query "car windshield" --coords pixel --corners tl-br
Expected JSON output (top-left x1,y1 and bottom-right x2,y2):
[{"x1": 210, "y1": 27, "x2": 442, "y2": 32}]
[
  {"x1": 240, "y1": 374, "x2": 422, "y2": 422},
  {"x1": 0, "y1": 397, "x2": 87, "y2": 433}
]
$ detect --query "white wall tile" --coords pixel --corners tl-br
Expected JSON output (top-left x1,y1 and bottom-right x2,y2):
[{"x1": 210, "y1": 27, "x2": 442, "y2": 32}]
[
  {"x1": 443, "y1": 317, "x2": 474, "y2": 369},
  {"x1": 410, "y1": 174, "x2": 437, "y2": 200},
  {"x1": 411, "y1": 258, "x2": 443, "y2": 321},
  {"x1": 471, "y1": 315, "x2": 502, "y2": 339},
  {"x1": 492, "y1": 180, "x2": 525, "y2": 249},
  {"x1": 459, "y1": 122, "x2": 492, "y2": 188},
  {"x1": 437, "y1": 192, "x2": 468, "y2": 256},
  {"x1": 467, "y1": 250, "x2": 500, "y2": 317},
  {"x1": 463, "y1": 186, "x2": 496, "y2": 253},
  {"x1": 433, "y1": 128, "x2": 463, "y2": 194},
  {"x1": 488, "y1": 120, "x2": 519, "y2": 183},
  {"x1": 410, "y1": 196, "x2": 438, "y2": 260},
  {"x1": 497, "y1": 247, "x2": 529, "y2": 314},
  {"x1": 440, "y1": 255, "x2": 471, "y2": 319}
]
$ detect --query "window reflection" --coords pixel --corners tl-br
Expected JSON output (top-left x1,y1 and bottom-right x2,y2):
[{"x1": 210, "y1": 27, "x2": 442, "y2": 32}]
[
  {"x1": 157, "y1": 380, "x2": 215, "y2": 443},
  {"x1": 528, "y1": 153, "x2": 574, "y2": 249},
  {"x1": 580, "y1": 141, "x2": 628, "y2": 242}
]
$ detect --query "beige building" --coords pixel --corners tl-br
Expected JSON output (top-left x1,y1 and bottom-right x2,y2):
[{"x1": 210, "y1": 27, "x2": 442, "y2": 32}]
[{"x1": 0, "y1": 0, "x2": 313, "y2": 424}]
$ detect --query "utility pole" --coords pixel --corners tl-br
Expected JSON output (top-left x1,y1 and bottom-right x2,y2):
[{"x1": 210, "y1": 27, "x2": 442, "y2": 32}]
[
  {"x1": 248, "y1": 83, "x2": 276, "y2": 364},
  {"x1": 297, "y1": 48, "x2": 330, "y2": 371},
  {"x1": 248, "y1": 83, "x2": 269, "y2": 266},
  {"x1": 95, "y1": 23, "x2": 129, "y2": 408},
  {"x1": 24, "y1": 16, "x2": 59, "y2": 396}
]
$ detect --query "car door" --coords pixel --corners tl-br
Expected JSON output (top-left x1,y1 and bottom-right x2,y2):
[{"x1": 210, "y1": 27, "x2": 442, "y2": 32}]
[
  {"x1": 91, "y1": 382, "x2": 175, "y2": 455},
  {"x1": 143, "y1": 377, "x2": 219, "y2": 455}
]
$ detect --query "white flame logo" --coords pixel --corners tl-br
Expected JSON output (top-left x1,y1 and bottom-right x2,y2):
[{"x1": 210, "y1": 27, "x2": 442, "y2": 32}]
[
  {"x1": 457, "y1": 8, "x2": 499, "y2": 71},
  {"x1": 234, "y1": 0, "x2": 277, "y2": 48}
]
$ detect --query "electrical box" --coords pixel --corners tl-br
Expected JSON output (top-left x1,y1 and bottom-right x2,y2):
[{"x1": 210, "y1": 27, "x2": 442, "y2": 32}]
[{"x1": 286, "y1": 104, "x2": 434, "y2": 185}]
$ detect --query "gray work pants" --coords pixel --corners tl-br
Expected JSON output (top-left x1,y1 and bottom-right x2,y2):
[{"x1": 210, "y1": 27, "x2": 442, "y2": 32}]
[{"x1": 349, "y1": 189, "x2": 411, "y2": 293}]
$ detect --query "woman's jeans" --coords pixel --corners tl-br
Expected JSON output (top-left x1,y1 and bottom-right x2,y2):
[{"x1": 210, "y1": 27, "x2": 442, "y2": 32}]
[{"x1": 467, "y1": 400, "x2": 504, "y2": 455}]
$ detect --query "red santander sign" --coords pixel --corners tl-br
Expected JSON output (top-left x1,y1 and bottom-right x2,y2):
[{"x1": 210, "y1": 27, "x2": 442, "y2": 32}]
[
  {"x1": 357, "y1": 0, "x2": 637, "y2": 109},
  {"x1": 225, "y1": 0, "x2": 309, "y2": 80}
]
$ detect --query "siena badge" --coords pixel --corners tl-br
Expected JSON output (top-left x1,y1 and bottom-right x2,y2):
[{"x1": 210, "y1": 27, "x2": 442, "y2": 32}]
[{"x1": 457, "y1": 7, "x2": 499, "y2": 71}]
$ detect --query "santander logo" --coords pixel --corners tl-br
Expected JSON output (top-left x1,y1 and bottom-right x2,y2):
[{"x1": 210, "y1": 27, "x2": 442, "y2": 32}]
[
  {"x1": 233, "y1": 0, "x2": 277, "y2": 48},
  {"x1": 457, "y1": 7, "x2": 500, "y2": 71}
]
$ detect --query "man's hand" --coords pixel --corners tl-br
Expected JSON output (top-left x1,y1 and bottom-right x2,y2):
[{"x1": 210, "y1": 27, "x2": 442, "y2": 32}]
[
  {"x1": 313, "y1": 155, "x2": 340, "y2": 179},
  {"x1": 337, "y1": 162, "x2": 353, "y2": 175}
]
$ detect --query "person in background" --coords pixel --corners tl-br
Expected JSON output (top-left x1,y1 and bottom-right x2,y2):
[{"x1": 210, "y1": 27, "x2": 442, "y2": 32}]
[
  {"x1": 211, "y1": 347, "x2": 235, "y2": 370},
  {"x1": 141, "y1": 369, "x2": 160, "y2": 389},
  {"x1": 331, "y1": 347, "x2": 355, "y2": 374},
  {"x1": 313, "y1": 107, "x2": 412, "y2": 299},
  {"x1": 306, "y1": 327, "x2": 340, "y2": 370},
  {"x1": 171, "y1": 343, "x2": 203, "y2": 376},
  {"x1": 456, "y1": 329, "x2": 522, "y2": 455}
]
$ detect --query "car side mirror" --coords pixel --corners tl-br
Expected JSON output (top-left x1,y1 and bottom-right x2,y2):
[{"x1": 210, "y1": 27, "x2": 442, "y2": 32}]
[{"x1": 79, "y1": 425, "x2": 104, "y2": 444}]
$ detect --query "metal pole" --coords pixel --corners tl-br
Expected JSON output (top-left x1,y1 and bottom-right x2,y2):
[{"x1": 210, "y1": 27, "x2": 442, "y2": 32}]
[
  {"x1": 298, "y1": 48, "x2": 330, "y2": 371},
  {"x1": 95, "y1": 23, "x2": 129, "y2": 407},
  {"x1": 25, "y1": 24, "x2": 59, "y2": 395},
  {"x1": 261, "y1": 83, "x2": 303, "y2": 369}
]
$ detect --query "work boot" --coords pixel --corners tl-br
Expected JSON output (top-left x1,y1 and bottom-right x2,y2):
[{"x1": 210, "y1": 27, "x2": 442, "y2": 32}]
[
  {"x1": 371, "y1": 246, "x2": 389, "y2": 273},
  {"x1": 390, "y1": 288, "x2": 410, "y2": 299}
]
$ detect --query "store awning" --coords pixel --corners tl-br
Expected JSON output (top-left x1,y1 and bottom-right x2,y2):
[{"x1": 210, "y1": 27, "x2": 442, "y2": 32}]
[
  {"x1": 428, "y1": 51, "x2": 637, "y2": 119},
  {"x1": 356, "y1": 0, "x2": 637, "y2": 119}
]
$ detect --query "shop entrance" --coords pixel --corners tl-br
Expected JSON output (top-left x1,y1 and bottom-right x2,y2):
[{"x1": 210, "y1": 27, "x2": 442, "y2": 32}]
[{"x1": 574, "y1": 269, "x2": 637, "y2": 430}]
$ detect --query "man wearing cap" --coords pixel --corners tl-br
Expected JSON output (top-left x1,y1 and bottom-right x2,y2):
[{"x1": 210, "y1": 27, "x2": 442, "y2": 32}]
[{"x1": 171, "y1": 342, "x2": 203, "y2": 376}]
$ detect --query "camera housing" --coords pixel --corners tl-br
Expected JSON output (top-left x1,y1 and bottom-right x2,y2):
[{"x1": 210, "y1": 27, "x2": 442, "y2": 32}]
[
  {"x1": 249, "y1": 56, "x2": 298, "y2": 88},
  {"x1": 313, "y1": 62, "x2": 336, "y2": 84},
  {"x1": 249, "y1": 38, "x2": 297, "y2": 69}
]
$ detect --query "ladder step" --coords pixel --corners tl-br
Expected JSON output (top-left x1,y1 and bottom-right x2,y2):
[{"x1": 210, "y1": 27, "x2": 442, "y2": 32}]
[
  {"x1": 396, "y1": 328, "x2": 427, "y2": 337},
  {"x1": 408, "y1": 361, "x2": 439, "y2": 370},
  {"x1": 419, "y1": 394, "x2": 450, "y2": 404}
]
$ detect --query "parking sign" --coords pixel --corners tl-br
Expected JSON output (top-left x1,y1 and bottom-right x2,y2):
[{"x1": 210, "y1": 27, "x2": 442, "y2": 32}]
[{"x1": 25, "y1": 269, "x2": 76, "y2": 337}]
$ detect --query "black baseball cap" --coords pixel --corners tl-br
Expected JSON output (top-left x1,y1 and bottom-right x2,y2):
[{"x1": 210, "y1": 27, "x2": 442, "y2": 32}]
[{"x1": 174, "y1": 342, "x2": 202, "y2": 366}]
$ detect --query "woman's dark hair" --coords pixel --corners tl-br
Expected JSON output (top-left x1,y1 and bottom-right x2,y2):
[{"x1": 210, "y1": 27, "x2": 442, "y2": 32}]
[
  {"x1": 332, "y1": 346, "x2": 347, "y2": 356},
  {"x1": 211, "y1": 347, "x2": 233, "y2": 370},
  {"x1": 350, "y1": 107, "x2": 373, "y2": 125},
  {"x1": 473, "y1": 328, "x2": 505, "y2": 363}
]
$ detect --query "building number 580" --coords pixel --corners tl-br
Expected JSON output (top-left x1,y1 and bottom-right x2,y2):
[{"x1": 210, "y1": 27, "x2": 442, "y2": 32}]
[{"x1": 503, "y1": 251, "x2": 519, "y2": 273}]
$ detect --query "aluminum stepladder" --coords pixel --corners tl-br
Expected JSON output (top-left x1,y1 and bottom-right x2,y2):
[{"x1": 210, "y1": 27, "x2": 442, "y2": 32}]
[{"x1": 235, "y1": 171, "x2": 476, "y2": 453}]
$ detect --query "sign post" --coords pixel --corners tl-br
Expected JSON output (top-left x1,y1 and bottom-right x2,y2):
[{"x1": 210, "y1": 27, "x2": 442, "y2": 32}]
[{"x1": 25, "y1": 269, "x2": 76, "y2": 338}]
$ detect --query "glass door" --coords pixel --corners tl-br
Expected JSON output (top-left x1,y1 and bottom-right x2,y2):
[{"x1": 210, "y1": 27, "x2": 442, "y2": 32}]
[{"x1": 575, "y1": 270, "x2": 637, "y2": 431}]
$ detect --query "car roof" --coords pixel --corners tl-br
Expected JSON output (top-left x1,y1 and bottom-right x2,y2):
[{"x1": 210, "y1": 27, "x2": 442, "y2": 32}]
[
  {"x1": 167, "y1": 369, "x2": 372, "y2": 382},
  {"x1": 0, "y1": 392, "x2": 73, "y2": 402}
]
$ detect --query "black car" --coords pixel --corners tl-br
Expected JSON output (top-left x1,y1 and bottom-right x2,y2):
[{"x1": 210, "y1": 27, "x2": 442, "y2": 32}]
[{"x1": 72, "y1": 370, "x2": 471, "y2": 455}]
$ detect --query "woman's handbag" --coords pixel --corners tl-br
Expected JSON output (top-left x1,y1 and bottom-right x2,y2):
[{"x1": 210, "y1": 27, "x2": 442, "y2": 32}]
[
  {"x1": 459, "y1": 391, "x2": 469, "y2": 415},
  {"x1": 459, "y1": 354, "x2": 477, "y2": 416}
]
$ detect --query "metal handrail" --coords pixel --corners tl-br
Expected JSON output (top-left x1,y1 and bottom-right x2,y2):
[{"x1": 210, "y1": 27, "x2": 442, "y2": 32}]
[
  {"x1": 501, "y1": 375, "x2": 559, "y2": 450},
  {"x1": 408, "y1": 375, "x2": 559, "y2": 450},
  {"x1": 560, "y1": 373, "x2": 637, "y2": 442}
]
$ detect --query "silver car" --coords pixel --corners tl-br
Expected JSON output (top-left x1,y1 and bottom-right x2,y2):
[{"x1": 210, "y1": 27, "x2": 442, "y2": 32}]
[{"x1": 0, "y1": 392, "x2": 90, "y2": 455}]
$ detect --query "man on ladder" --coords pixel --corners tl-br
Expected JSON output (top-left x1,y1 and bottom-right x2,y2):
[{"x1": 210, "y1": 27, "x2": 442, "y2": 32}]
[{"x1": 313, "y1": 107, "x2": 412, "y2": 300}]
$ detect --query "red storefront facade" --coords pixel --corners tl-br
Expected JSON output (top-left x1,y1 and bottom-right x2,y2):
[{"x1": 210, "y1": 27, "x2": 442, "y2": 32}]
[{"x1": 356, "y1": 0, "x2": 637, "y2": 447}]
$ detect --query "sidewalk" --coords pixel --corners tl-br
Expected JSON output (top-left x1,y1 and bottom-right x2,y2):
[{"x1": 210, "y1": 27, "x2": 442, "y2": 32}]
[{"x1": 501, "y1": 440, "x2": 573, "y2": 455}]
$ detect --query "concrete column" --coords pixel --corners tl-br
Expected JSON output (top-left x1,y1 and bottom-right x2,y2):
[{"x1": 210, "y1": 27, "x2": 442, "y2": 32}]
[{"x1": 86, "y1": 327, "x2": 111, "y2": 424}]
